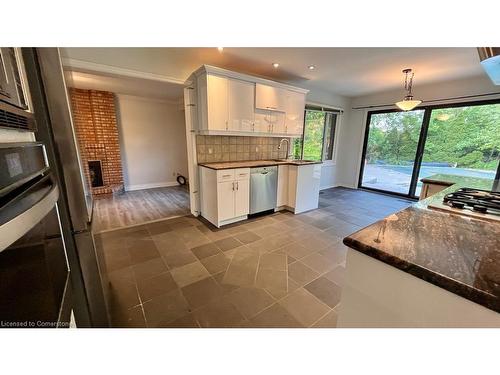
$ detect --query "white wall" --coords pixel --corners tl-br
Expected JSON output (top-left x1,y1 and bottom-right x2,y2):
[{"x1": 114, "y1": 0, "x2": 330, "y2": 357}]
[
  {"x1": 115, "y1": 94, "x2": 188, "y2": 191},
  {"x1": 335, "y1": 75, "x2": 500, "y2": 188},
  {"x1": 305, "y1": 87, "x2": 353, "y2": 190}
]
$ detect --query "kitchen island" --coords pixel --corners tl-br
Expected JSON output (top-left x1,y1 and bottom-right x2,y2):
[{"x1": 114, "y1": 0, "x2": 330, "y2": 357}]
[{"x1": 339, "y1": 175, "x2": 500, "y2": 327}]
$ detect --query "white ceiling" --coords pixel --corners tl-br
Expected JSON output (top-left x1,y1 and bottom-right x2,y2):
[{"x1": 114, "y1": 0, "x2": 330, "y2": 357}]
[
  {"x1": 61, "y1": 47, "x2": 486, "y2": 98},
  {"x1": 65, "y1": 71, "x2": 184, "y2": 100}
]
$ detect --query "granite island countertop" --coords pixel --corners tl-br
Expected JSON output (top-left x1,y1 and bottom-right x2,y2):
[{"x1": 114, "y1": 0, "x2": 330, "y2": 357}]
[
  {"x1": 343, "y1": 174, "x2": 500, "y2": 313},
  {"x1": 198, "y1": 159, "x2": 322, "y2": 170}
]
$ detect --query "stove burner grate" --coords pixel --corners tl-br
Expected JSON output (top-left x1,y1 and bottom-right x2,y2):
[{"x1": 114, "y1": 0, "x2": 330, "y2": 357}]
[{"x1": 443, "y1": 187, "x2": 500, "y2": 216}]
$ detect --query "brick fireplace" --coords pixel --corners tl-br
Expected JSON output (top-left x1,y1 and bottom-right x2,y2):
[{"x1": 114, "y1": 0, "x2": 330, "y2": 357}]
[{"x1": 69, "y1": 88, "x2": 124, "y2": 197}]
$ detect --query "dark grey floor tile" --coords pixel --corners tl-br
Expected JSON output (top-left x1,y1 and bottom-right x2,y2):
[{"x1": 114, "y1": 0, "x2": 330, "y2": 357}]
[
  {"x1": 143, "y1": 289, "x2": 191, "y2": 327},
  {"x1": 181, "y1": 277, "x2": 224, "y2": 309},
  {"x1": 132, "y1": 257, "x2": 169, "y2": 282},
  {"x1": 249, "y1": 303, "x2": 303, "y2": 328},
  {"x1": 304, "y1": 277, "x2": 342, "y2": 308},
  {"x1": 137, "y1": 271, "x2": 178, "y2": 302},
  {"x1": 233, "y1": 231, "x2": 262, "y2": 244},
  {"x1": 127, "y1": 239, "x2": 161, "y2": 264},
  {"x1": 110, "y1": 305, "x2": 146, "y2": 328},
  {"x1": 193, "y1": 298, "x2": 245, "y2": 328},
  {"x1": 163, "y1": 313, "x2": 200, "y2": 328},
  {"x1": 191, "y1": 242, "x2": 221, "y2": 260},
  {"x1": 214, "y1": 237, "x2": 243, "y2": 252}
]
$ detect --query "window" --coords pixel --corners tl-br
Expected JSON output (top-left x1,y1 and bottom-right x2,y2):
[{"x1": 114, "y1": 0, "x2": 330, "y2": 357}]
[
  {"x1": 293, "y1": 106, "x2": 339, "y2": 161},
  {"x1": 359, "y1": 100, "x2": 500, "y2": 198}
]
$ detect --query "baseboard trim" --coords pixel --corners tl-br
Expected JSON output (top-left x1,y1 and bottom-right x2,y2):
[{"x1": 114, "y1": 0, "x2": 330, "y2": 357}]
[
  {"x1": 125, "y1": 181, "x2": 179, "y2": 191},
  {"x1": 320, "y1": 183, "x2": 340, "y2": 190}
]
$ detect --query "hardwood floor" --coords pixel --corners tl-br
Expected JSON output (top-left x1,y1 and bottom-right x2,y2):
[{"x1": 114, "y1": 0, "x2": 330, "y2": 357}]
[{"x1": 93, "y1": 186, "x2": 190, "y2": 232}]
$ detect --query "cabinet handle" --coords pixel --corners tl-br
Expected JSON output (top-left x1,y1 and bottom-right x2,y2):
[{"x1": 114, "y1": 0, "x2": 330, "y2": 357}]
[
  {"x1": 232, "y1": 182, "x2": 235, "y2": 191},
  {"x1": 236, "y1": 182, "x2": 239, "y2": 190},
  {"x1": 225, "y1": 120, "x2": 228, "y2": 130},
  {"x1": 223, "y1": 174, "x2": 231, "y2": 178}
]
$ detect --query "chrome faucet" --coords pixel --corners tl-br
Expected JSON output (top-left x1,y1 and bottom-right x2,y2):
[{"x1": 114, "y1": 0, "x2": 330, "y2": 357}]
[{"x1": 278, "y1": 138, "x2": 291, "y2": 160}]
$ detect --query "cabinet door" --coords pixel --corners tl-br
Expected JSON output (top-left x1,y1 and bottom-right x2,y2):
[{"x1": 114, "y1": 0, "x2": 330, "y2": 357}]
[
  {"x1": 288, "y1": 166, "x2": 297, "y2": 209},
  {"x1": 277, "y1": 165, "x2": 289, "y2": 207},
  {"x1": 271, "y1": 112, "x2": 286, "y2": 134},
  {"x1": 254, "y1": 109, "x2": 272, "y2": 133},
  {"x1": 217, "y1": 181, "x2": 235, "y2": 221},
  {"x1": 234, "y1": 179, "x2": 250, "y2": 217},
  {"x1": 255, "y1": 84, "x2": 286, "y2": 112},
  {"x1": 285, "y1": 91, "x2": 305, "y2": 136},
  {"x1": 207, "y1": 74, "x2": 228, "y2": 130},
  {"x1": 228, "y1": 79, "x2": 254, "y2": 132}
]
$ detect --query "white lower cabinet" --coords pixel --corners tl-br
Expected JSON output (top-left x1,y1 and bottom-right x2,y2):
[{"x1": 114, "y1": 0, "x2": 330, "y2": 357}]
[
  {"x1": 276, "y1": 163, "x2": 321, "y2": 213},
  {"x1": 216, "y1": 181, "x2": 236, "y2": 221},
  {"x1": 234, "y1": 178, "x2": 250, "y2": 217},
  {"x1": 200, "y1": 163, "x2": 321, "y2": 226},
  {"x1": 200, "y1": 166, "x2": 250, "y2": 227},
  {"x1": 276, "y1": 165, "x2": 289, "y2": 207},
  {"x1": 293, "y1": 163, "x2": 321, "y2": 213}
]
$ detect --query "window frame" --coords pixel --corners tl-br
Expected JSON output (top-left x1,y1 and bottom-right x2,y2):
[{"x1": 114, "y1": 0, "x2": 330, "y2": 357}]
[
  {"x1": 357, "y1": 98, "x2": 500, "y2": 198},
  {"x1": 299, "y1": 105, "x2": 341, "y2": 164}
]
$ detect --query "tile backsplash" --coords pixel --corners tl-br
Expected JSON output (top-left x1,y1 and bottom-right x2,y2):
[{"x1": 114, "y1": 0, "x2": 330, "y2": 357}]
[{"x1": 196, "y1": 135, "x2": 289, "y2": 163}]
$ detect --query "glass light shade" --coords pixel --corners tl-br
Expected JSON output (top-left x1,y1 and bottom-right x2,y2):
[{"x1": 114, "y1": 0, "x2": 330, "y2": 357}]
[{"x1": 395, "y1": 99, "x2": 422, "y2": 111}]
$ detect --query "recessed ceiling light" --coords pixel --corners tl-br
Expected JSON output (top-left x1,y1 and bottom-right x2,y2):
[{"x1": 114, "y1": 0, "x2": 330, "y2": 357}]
[
  {"x1": 217, "y1": 47, "x2": 224, "y2": 52},
  {"x1": 308, "y1": 65, "x2": 315, "y2": 70},
  {"x1": 272, "y1": 63, "x2": 279, "y2": 68}
]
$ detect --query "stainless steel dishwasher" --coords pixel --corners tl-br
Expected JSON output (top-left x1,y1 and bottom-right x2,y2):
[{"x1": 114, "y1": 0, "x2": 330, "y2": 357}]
[{"x1": 250, "y1": 166, "x2": 278, "y2": 214}]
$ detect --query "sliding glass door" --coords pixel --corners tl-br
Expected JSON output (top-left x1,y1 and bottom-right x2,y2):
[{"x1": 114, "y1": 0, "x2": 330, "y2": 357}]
[
  {"x1": 359, "y1": 100, "x2": 500, "y2": 198},
  {"x1": 415, "y1": 102, "x2": 500, "y2": 196},
  {"x1": 359, "y1": 109, "x2": 425, "y2": 195}
]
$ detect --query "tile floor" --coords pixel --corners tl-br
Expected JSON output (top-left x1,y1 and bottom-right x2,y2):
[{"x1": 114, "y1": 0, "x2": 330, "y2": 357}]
[{"x1": 95, "y1": 187, "x2": 412, "y2": 328}]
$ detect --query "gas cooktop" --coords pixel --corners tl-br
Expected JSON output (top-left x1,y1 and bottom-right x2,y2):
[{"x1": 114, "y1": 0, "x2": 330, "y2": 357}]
[{"x1": 443, "y1": 187, "x2": 500, "y2": 216}]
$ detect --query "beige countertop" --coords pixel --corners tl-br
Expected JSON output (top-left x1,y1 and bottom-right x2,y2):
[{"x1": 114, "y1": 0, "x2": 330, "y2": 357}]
[{"x1": 198, "y1": 159, "x2": 322, "y2": 170}]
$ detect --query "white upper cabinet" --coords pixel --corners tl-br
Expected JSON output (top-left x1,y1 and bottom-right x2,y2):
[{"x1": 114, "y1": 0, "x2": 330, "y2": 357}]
[
  {"x1": 285, "y1": 91, "x2": 306, "y2": 136},
  {"x1": 271, "y1": 111, "x2": 286, "y2": 134},
  {"x1": 228, "y1": 79, "x2": 255, "y2": 132},
  {"x1": 207, "y1": 74, "x2": 229, "y2": 131},
  {"x1": 254, "y1": 110, "x2": 285, "y2": 134},
  {"x1": 255, "y1": 83, "x2": 287, "y2": 112},
  {"x1": 193, "y1": 66, "x2": 308, "y2": 136}
]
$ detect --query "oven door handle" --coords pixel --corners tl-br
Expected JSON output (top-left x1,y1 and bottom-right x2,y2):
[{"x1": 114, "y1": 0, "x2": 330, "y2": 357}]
[{"x1": 0, "y1": 182, "x2": 59, "y2": 253}]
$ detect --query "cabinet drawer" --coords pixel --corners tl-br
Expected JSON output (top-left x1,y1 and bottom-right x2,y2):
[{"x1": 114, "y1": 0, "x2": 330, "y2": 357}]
[
  {"x1": 234, "y1": 168, "x2": 250, "y2": 180},
  {"x1": 217, "y1": 169, "x2": 235, "y2": 182}
]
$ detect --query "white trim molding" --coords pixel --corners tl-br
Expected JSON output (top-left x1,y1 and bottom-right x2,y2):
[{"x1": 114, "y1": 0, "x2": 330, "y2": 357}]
[
  {"x1": 192, "y1": 65, "x2": 309, "y2": 94},
  {"x1": 62, "y1": 58, "x2": 188, "y2": 86},
  {"x1": 125, "y1": 181, "x2": 180, "y2": 192}
]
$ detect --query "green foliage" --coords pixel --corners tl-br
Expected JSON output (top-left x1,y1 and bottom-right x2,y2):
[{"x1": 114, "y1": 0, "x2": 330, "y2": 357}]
[
  {"x1": 302, "y1": 111, "x2": 326, "y2": 161},
  {"x1": 365, "y1": 104, "x2": 500, "y2": 171}
]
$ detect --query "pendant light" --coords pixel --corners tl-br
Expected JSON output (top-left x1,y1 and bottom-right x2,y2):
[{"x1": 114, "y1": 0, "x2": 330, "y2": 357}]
[{"x1": 395, "y1": 68, "x2": 422, "y2": 111}]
